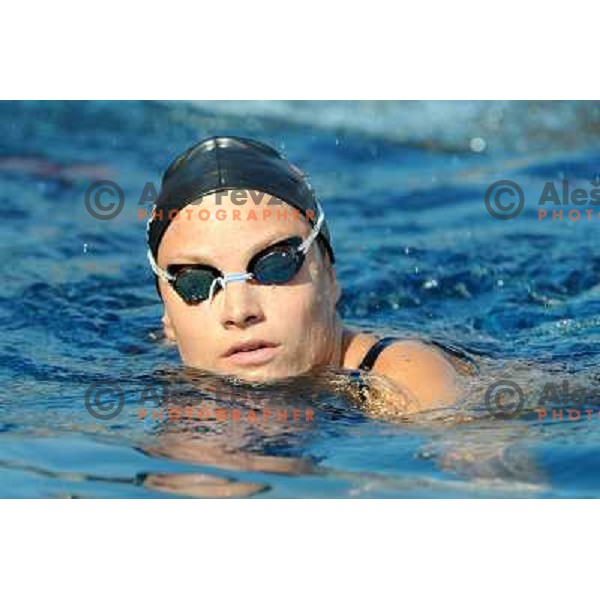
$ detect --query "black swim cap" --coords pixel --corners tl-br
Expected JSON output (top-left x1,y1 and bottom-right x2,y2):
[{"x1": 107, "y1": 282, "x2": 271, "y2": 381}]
[{"x1": 146, "y1": 136, "x2": 335, "y2": 265}]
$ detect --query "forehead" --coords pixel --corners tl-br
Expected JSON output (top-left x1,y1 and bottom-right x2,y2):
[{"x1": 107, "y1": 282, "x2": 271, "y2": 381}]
[{"x1": 158, "y1": 190, "x2": 312, "y2": 264}]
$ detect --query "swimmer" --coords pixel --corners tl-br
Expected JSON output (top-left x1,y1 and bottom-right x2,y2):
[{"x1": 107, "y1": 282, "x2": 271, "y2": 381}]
[{"x1": 146, "y1": 136, "x2": 472, "y2": 414}]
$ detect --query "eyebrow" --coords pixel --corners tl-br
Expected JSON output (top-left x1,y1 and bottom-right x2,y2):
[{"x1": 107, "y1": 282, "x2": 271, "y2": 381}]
[{"x1": 165, "y1": 233, "x2": 295, "y2": 266}]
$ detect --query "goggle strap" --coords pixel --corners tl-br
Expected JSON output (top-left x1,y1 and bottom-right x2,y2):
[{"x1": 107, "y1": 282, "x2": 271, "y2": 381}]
[
  {"x1": 298, "y1": 199, "x2": 325, "y2": 254},
  {"x1": 147, "y1": 249, "x2": 174, "y2": 282}
]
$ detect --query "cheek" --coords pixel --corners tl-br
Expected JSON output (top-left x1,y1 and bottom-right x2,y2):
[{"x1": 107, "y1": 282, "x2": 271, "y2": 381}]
[
  {"x1": 305, "y1": 263, "x2": 338, "y2": 319},
  {"x1": 266, "y1": 292, "x2": 313, "y2": 328},
  {"x1": 265, "y1": 276, "x2": 335, "y2": 336},
  {"x1": 163, "y1": 296, "x2": 213, "y2": 356},
  {"x1": 271, "y1": 283, "x2": 337, "y2": 368}
]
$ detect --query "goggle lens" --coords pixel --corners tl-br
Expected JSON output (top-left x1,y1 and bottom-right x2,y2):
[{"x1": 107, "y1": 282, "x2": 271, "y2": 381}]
[
  {"x1": 252, "y1": 239, "x2": 304, "y2": 284},
  {"x1": 172, "y1": 267, "x2": 218, "y2": 305},
  {"x1": 170, "y1": 237, "x2": 305, "y2": 305}
]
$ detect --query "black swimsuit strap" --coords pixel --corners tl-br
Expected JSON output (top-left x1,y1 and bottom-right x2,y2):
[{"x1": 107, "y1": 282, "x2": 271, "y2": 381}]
[
  {"x1": 351, "y1": 336, "x2": 476, "y2": 402},
  {"x1": 358, "y1": 336, "x2": 399, "y2": 372}
]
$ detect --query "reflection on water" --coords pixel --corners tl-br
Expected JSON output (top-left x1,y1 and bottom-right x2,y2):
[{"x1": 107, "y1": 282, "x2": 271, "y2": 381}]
[{"x1": 1, "y1": 100, "x2": 600, "y2": 497}]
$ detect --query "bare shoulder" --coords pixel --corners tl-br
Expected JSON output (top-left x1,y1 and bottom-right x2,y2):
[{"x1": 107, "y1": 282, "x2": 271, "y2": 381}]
[
  {"x1": 371, "y1": 339, "x2": 460, "y2": 410},
  {"x1": 341, "y1": 329, "x2": 463, "y2": 412}
]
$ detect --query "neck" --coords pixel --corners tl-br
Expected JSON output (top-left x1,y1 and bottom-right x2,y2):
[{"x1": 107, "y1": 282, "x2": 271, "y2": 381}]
[{"x1": 329, "y1": 316, "x2": 354, "y2": 369}]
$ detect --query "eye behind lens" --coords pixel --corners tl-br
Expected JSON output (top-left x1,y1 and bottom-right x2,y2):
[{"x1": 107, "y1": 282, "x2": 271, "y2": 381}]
[
  {"x1": 253, "y1": 248, "x2": 305, "y2": 285},
  {"x1": 173, "y1": 267, "x2": 218, "y2": 304}
]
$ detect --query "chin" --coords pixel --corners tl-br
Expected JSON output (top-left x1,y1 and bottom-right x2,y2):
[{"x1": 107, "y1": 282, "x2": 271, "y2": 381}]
[
  {"x1": 182, "y1": 352, "x2": 311, "y2": 383},
  {"x1": 225, "y1": 367, "x2": 289, "y2": 384},
  {"x1": 225, "y1": 362, "x2": 311, "y2": 384}
]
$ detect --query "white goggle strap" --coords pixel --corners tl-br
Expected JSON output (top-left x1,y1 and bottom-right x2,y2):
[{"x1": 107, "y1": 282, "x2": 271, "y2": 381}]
[
  {"x1": 298, "y1": 199, "x2": 325, "y2": 254},
  {"x1": 208, "y1": 272, "x2": 254, "y2": 303},
  {"x1": 147, "y1": 249, "x2": 175, "y2": 283}
]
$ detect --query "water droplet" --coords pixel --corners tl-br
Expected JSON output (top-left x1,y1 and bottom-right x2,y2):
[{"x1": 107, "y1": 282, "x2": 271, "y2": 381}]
[{"x1": 470, "y1": 137, "x2": 486, "y2": 153}]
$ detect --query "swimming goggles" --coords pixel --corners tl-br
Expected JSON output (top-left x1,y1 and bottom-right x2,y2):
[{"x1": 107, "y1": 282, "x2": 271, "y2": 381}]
[{"x1": 147, "y1": 202, "x2": 325, "y2": 305}]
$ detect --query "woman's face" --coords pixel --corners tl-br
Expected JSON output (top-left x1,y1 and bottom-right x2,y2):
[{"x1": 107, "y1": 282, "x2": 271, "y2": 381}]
[{"x1": 157, "y1": 190, "x2": 341, "y2": 382}]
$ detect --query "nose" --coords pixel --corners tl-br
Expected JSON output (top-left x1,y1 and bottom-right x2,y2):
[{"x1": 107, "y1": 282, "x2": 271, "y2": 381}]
[{"x1": 217, "y1": 278, "x2": 265, "y2": 329}]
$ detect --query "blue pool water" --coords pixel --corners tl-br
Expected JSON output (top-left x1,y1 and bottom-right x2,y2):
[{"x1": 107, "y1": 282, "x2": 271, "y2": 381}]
[{"x1": 1, "y1": 100, "x2": 600, "y2": 498}]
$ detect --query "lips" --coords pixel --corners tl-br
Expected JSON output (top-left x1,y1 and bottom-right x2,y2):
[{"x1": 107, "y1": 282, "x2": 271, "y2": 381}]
[
  {"x1": 222, "y1": 340, "x2": 280, "y2": 366},
  {"x1": 223, "y1": 340, "x2": 278, "y2": 357}
]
